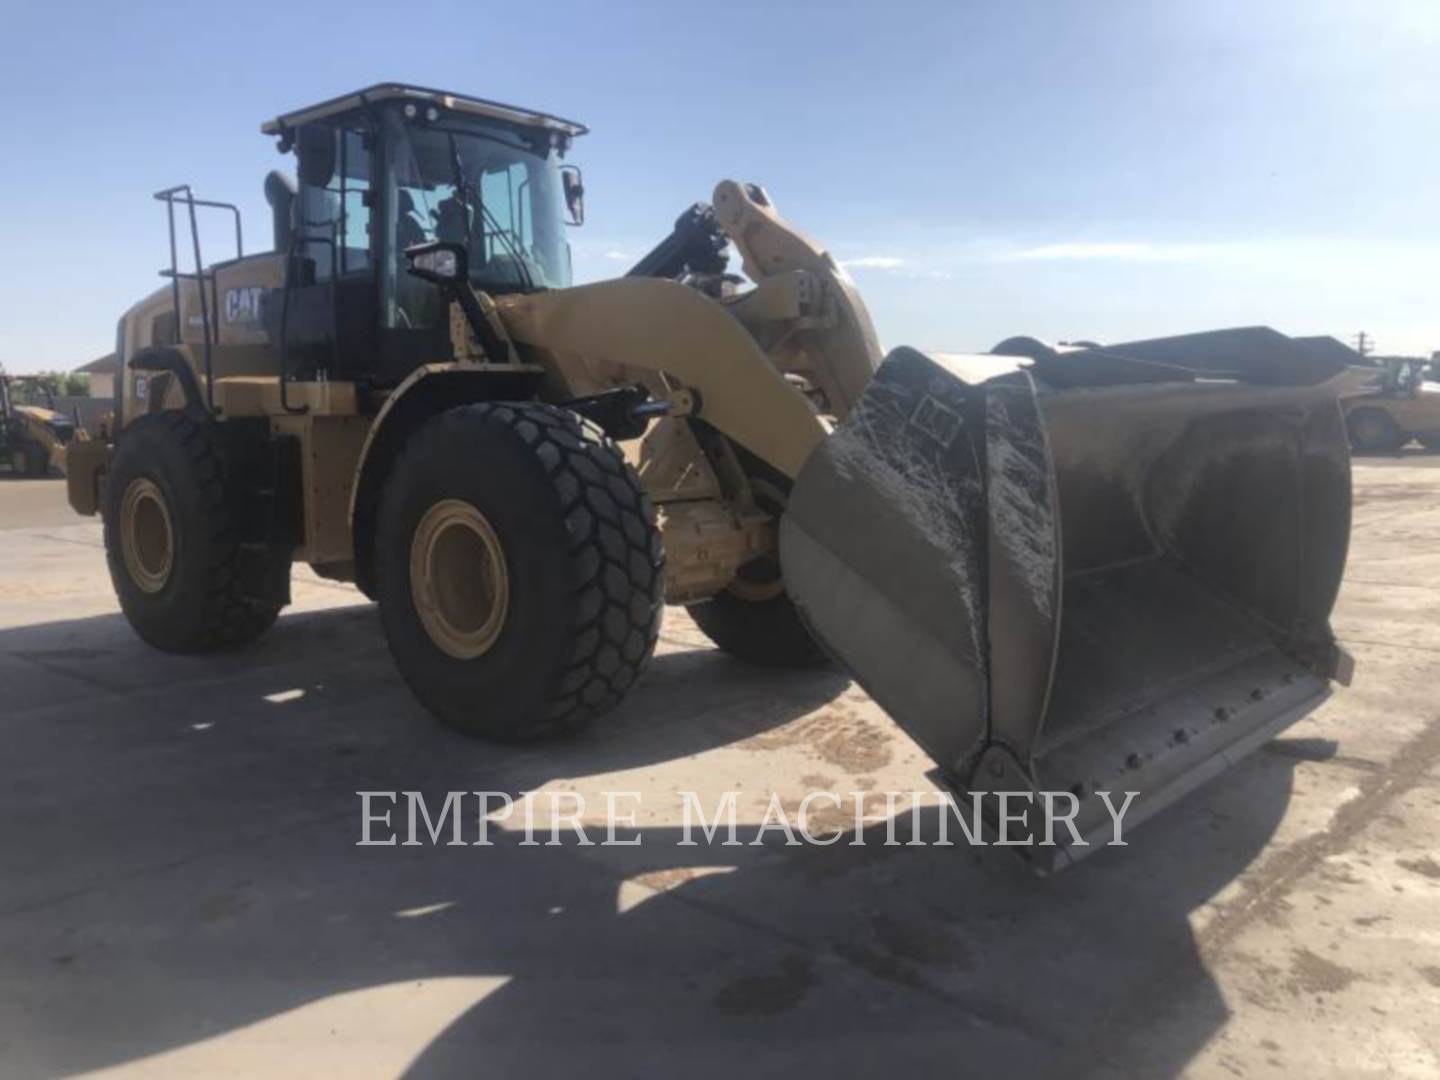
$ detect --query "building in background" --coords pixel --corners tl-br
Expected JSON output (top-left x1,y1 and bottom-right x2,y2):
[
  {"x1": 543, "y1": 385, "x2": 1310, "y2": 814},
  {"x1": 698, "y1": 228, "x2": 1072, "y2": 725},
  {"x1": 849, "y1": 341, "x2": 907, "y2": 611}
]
[
  {"x1": 60, "y1": 354, "x2": 117, "y2": 435},
  {"x1": 74, "y1": 353, "x2": 116, "y2": 400}
]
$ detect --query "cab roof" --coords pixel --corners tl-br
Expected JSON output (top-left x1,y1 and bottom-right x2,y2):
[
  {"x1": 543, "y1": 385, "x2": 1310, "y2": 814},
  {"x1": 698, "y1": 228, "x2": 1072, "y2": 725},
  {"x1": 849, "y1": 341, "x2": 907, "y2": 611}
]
[{"x1": 260, "y1": 83, "x2": 588, "y2": 139}]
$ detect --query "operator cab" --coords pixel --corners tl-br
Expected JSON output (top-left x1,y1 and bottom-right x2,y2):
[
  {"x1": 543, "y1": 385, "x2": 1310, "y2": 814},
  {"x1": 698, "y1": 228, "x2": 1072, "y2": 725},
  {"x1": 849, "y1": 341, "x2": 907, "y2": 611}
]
[
  {"x1": 261, "y1": 84, "x2": 587, "y2": 387},
  {"x1": 1379, "y1": 356, "x2": 1427, "y2": 397}
]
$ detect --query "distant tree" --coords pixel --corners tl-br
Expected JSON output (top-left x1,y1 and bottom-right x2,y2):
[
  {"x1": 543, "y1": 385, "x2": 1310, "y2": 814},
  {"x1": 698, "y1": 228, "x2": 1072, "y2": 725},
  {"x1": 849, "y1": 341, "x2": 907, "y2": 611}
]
[
  {"x1": 23, "y1": 373, "x2": 61, "y2": 401},
  {"x1": 6, "y1": 371, "x2": 90, "y2": 404}
]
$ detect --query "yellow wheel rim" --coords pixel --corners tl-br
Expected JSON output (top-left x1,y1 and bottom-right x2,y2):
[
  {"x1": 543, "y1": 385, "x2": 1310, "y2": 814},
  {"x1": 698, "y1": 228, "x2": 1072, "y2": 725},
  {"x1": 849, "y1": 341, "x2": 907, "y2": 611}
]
[
  {"x1": 120, "y1": 477, "x2": 174, "y2": 594},
  {"x1": 409, "y1": 499, "x2": 510, "y2": 660}
]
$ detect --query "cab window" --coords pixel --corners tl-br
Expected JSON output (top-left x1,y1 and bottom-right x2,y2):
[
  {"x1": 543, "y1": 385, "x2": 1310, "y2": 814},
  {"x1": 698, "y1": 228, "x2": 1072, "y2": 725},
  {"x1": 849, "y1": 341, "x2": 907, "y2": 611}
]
[{"x1": 296, "y1": 127, "x2": 372, "y2": 281}]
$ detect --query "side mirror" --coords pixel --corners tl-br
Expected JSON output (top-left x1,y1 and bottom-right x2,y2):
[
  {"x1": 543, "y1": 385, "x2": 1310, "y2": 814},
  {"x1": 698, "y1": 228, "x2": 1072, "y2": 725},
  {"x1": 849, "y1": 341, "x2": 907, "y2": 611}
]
[
  {"x1": 560, "y1": 165, "x2": 585, "y2": 226},
  {"x1": 404, "y1": 240, "x2": 468, "y2": 285}
]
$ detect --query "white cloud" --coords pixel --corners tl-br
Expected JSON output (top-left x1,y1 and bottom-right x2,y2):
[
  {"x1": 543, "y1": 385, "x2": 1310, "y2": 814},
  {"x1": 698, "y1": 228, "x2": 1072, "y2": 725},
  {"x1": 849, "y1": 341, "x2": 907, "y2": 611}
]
[
  {"x1": 603, "y1": 249, "x2": 631, "y2": 261},
  {"x1": 838, "y1": 255, "x2": 905, "y2": 270},
  {"x1": 1007, "y1": 242, "x2": 1217, "y2": 263}
]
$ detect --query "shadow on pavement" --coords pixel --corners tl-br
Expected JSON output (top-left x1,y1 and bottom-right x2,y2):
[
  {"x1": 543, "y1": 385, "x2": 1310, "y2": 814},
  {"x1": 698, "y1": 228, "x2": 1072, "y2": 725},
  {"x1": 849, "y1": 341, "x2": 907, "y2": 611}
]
[{"x1": 0, "y1": 605, "x2": 1302, "y2": 1078}]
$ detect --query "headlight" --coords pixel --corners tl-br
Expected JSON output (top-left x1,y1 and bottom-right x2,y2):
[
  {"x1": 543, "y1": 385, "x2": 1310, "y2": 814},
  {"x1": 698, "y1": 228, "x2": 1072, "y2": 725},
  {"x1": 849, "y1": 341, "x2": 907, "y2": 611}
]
[
  {"x1": 404, "y1": 242, "x2": 468, "y2": 284},
  {"x1": 413, "y1": 249, "x2": 458, "y2": 279}
]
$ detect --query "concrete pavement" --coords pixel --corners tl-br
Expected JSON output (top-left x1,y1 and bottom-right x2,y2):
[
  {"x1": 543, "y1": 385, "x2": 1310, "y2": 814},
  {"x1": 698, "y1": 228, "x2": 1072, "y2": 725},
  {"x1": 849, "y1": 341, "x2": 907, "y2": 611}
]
[{"x1": 0, "y1": 461, "x2": 1437, "y2": 1078}]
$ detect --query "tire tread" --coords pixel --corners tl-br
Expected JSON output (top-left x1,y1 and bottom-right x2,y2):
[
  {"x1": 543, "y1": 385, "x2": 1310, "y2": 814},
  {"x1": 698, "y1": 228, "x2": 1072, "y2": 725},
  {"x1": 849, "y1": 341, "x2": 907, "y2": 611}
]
[
  {"x1": 105, "y1": 411, "x2": 287, "y2": 652},
  {"x1": 384, "y1": 402, "x2": 662, "y2": 740}
]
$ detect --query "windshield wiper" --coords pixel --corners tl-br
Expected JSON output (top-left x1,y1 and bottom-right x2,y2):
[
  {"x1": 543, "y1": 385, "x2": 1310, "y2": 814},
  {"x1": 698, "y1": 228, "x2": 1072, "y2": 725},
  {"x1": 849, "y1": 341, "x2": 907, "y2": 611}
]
[{"x1": 446, "y1": 134, "x2": 535, "y2": 292}]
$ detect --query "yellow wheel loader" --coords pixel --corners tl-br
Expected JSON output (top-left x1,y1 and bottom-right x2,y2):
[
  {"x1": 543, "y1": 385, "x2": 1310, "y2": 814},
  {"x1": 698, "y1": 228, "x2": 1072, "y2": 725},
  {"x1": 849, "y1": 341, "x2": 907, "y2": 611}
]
[
  {"x1": 69, "y1": 84, "x2": 1355, "y2": 867},
  {"x1": 2, "y1": 375, "x2": 81, "y2": 477},
  {"x1": 1342, "y1": 355, "x2": 1440, "y2": 453}
]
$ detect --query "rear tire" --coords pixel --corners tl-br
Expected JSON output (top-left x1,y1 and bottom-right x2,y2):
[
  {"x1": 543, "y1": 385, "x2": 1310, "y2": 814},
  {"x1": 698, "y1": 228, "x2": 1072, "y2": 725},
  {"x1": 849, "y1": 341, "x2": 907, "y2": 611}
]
[
  {"x1": 687, "y1": 566, "x2": 829, "y2": 669},
  {"x1": 685, "y1": 465, "x2": 829, "y2": 668},
  {"x1": 375, "y1": 402, "x2": 663, "y2": 741},
  {"x1": 1347, "y1": 408, "x2": 1403, "y2": 454},
  {"x1": 103, "y1": 412, "x2": 291, "y2": 652}
]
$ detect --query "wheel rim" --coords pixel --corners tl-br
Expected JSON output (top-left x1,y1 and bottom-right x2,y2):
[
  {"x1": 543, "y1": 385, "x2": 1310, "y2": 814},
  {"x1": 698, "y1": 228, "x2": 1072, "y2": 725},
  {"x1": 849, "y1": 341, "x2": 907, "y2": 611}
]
[
  {"x1": 120, "y1": 477, "x2": 174, "y2": 593},
  {"x1": 409, "y1": 499, "x2": 510, "y2": 660}
]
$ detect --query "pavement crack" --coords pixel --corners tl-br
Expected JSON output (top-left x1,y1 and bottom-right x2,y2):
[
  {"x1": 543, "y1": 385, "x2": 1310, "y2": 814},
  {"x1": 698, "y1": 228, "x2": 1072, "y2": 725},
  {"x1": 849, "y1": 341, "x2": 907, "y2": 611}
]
[
  {"x1": 2, "y1": 649, "x2": 127, "y2": 693},
  {"x1": 1195, "y1": 711, "x2": 1440, "y2": 955},
  {"x1": 1067, "y1": 708, "x2": 1440, "y2": 1078},
  {"x1": 27, "y1": 531, "x2": 104, "y2": 549}
]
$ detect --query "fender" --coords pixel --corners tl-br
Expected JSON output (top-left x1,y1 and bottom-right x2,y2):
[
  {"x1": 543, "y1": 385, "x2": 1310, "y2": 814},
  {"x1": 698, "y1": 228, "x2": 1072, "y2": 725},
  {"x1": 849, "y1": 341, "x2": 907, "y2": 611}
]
[
  {"x1": 347, "y1": 362, "x2": 544, "y2": 597},
  {"x1": 127, "y1": 346, "x2": 208, "y2": 420}
]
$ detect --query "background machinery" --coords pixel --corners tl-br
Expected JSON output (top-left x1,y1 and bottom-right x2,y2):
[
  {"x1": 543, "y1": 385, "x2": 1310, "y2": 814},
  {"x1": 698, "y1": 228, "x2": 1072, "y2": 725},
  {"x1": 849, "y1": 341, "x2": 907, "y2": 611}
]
[
  {"x1": 67, "y1": 84, "x2": 1355, "y2": 866},
  {"x1": 1342, "y1": 354, "x2": 1440, "y2": 453},
  {"x1": 1, "y1": 375, "x2": 79, "y2": 477}
]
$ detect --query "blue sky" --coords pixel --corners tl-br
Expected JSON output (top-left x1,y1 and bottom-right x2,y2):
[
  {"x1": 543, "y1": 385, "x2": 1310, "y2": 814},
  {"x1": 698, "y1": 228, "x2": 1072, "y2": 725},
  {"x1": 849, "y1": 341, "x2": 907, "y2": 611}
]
[{"x1": 1, "y1": 0, "x2": 1435, "y2": 372}]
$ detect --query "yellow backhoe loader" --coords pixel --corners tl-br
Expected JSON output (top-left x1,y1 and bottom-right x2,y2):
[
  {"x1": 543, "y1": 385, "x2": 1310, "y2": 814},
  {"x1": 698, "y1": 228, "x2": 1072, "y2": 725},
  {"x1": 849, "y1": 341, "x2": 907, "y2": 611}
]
[
  {"x1": 2, "y1": 375, "x2": 81, "y2": 477},
  {"x1": 67, "y1": 84, "x2": 1355, "y2": 867}
]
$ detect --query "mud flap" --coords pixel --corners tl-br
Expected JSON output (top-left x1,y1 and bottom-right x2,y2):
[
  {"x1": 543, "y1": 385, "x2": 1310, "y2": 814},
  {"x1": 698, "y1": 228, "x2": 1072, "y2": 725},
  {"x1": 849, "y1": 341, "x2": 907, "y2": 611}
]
[{"x1": 781, "y1": 341, "x2": 1353, "y2": 871}]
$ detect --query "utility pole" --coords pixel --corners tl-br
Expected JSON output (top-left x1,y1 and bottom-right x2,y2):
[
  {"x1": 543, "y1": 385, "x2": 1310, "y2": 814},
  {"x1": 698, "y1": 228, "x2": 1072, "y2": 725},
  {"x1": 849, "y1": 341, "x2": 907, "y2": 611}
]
[{"x1": 1353, "y1": 331, "x2": 1372, "y2": 358}]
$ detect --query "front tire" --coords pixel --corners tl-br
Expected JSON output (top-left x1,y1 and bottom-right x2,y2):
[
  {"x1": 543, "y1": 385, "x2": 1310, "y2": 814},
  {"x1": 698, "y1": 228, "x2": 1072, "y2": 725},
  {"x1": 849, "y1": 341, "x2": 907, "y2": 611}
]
[
  {"x1": 103, "y1": 412, "x2": 291, "y2": 652},
  {"x1": 375, "y1": 402, "x2": 663, "y2": 741}
]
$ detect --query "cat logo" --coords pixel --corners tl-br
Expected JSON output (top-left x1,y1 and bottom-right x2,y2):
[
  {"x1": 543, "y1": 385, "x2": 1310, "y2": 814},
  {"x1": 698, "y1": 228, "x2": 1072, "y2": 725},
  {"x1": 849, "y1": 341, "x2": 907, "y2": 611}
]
[{"x1": 224, "y1": 286, "x2": 265, "y2": 324}]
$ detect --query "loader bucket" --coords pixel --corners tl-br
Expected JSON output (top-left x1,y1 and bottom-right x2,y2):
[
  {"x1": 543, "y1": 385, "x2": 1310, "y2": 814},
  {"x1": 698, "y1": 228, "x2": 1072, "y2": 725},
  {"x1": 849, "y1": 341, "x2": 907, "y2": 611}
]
[{"x1": 780, "y1": 329, "x2": 1354, "y2": 870}]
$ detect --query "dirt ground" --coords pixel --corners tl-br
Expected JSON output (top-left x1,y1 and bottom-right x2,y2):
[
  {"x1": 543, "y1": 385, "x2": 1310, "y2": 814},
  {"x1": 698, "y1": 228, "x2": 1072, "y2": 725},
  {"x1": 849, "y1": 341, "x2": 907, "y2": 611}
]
[{"x1": 1, "y1": 455, "x2": 1438, "y2": 1078}]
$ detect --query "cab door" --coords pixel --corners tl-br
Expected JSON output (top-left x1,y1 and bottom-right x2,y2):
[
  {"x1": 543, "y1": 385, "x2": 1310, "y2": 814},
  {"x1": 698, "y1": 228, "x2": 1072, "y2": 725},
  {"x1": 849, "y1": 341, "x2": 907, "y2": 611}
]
[{"x1": 282, "y1": 124, "x2": 382, "y2": 381}]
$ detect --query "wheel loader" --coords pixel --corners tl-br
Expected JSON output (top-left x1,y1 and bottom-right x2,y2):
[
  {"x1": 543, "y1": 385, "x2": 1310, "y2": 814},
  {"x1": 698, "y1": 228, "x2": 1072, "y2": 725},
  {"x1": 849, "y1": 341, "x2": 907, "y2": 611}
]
[
  {"x1": 2, "y1": 375, "x2": 80, "y2": 477},
  {"x1": 1342, "y1": 355, "x2": 1440, "y2": 453},
  {"x1": 68, "y1": 83, "x2": 1356, "y2": 868}
]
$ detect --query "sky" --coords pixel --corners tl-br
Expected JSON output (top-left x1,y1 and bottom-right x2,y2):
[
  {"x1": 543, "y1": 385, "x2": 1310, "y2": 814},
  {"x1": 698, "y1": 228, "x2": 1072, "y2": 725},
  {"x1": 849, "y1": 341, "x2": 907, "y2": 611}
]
[{"x1": 0, "y1": 0, "x2": 1435, "y2": 373}]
